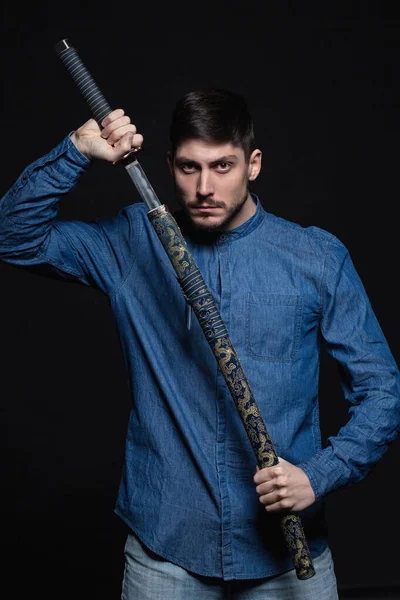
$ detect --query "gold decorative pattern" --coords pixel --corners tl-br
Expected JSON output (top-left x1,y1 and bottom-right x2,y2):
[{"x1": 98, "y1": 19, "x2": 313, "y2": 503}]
[{"x1": 148, "y1": 206, "x2": 315, "y2": 580}]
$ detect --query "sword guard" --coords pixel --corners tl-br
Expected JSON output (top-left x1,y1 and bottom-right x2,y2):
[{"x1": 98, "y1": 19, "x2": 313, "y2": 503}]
[{"x1": 113, "y1": 146, "x2": 143, "y2": 166}]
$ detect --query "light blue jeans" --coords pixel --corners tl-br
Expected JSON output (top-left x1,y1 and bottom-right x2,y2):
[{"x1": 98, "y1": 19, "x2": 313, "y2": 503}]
[{"x1": 121, "y1": 533, "x2": 339, "y2": 600}]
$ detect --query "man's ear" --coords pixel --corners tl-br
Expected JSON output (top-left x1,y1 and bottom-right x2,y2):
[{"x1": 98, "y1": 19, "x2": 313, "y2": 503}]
[
  {"x1": 248, "y1": 149, "x2": 262, "y2": 181},
  {"x1": 167, "y1": 151, "x2": 173, "y2": 175}
]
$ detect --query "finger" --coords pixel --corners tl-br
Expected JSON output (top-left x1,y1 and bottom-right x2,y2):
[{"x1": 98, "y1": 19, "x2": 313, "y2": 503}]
[
  {"x1": 255, "y1": 481, "x2": 276, "y2": 496},
  {"x1": 259, "y1": 488, "x2": 280, "y2": 506},
  {"x1": 264, "y1": 494, "x2": 295, "y2": 513},
  {"x1": 264, "y1": 500, "x2": 288, "y2": 513},
  {"x1": 119, "y1": 132, "x2": 143, "y2": 150},
  {"x1": 110, "y1": 132, "x2": 144, "y2": 161},
  {"x1": 101, "y1": 108, "x2": 126, "y2": 128},
  {"x1": 253, "y1": 466, "x2": 275, "y2": 484},
  {"x1": 259, "y1": 485, "x2": 293, "y2": 511},
  {"x1": 106, "y1": 125, "x2": 139, "y2": 147},
  {"x1": 101, "y1": 116, "x2": 134, "y2": 141}
]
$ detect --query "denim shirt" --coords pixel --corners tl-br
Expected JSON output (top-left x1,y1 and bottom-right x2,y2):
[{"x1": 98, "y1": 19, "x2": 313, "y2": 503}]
[{"x1": 1, "y1": 135, "x2": 399, "y2": 580}]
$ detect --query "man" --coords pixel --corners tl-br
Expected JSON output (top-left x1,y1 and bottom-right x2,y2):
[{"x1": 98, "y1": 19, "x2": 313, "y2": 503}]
[{"x1": 1, "y1": 89, "x2": 399, "y2": 599}]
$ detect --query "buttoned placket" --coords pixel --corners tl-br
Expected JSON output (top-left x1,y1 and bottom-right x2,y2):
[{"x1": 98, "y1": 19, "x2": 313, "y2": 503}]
[{"x1": 214, "y1": 234, "x2": 236, "y2": 578}]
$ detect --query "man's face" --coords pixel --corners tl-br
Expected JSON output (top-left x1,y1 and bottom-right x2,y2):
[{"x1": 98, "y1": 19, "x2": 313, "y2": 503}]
[{"x1": 168, "y1": 140, "x2": 262, "y2": 232}]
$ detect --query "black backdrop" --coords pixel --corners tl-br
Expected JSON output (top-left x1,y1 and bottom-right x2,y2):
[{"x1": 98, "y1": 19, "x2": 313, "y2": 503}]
[{"x1": 1, "y1": 3, "x2": 399, "y2": 598}]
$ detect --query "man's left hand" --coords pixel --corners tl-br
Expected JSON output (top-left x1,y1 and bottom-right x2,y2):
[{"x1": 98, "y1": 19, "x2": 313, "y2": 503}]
[{"x1": 253, "y1": 457, "x2": 315, "y2": 513}]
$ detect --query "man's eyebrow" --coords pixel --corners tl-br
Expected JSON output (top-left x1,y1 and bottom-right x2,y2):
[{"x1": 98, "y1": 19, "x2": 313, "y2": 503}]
[{"x1": 174, "y1": 154, "x2": 239, "y2": 166}]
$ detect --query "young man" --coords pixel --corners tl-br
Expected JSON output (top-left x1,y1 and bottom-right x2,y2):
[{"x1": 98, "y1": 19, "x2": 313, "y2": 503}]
[{"x1": 1, "y1": 89, "x2": 399, "y2": 599}]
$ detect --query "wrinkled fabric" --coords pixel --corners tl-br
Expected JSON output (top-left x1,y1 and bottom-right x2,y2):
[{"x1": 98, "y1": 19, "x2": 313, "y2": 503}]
[{"x1": 1, "y1": 135, "x2": 399, "y2": 580}]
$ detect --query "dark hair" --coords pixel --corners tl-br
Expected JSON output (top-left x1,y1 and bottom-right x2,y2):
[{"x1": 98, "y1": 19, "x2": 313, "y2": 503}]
[{"x1": 169, "y1": 88, "x2": 256, "y2": 161}]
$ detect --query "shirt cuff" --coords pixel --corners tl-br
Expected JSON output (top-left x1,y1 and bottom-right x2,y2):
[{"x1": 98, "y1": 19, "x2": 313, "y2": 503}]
[
  {"x1": 298, "y1": 448, "x2": 349, "y2": 501},
  {"x1": 66, "y1": 131, "x2": 92, "y2": 167}
]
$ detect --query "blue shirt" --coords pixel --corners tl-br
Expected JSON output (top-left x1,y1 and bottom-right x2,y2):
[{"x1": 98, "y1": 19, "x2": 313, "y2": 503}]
[{"x1": 1, "y1": 135, "x2": 399, "y2": 580}]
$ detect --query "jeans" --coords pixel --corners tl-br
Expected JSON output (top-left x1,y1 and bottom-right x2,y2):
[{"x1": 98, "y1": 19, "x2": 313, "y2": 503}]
[{"x1": 121, "y1": 532, "x2": 339, "y2": 600}]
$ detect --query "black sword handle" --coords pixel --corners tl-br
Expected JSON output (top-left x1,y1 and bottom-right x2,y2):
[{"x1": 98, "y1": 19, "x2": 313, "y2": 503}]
[
  {"x1": 55, "y1": 39, "x2": 112, "y2": 125},
  {"x1": 54, "y1": 38, "x2": 316, "y2": 580}
]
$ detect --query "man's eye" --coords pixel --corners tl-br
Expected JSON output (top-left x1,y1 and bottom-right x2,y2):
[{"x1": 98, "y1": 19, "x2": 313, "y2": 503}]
[
  {"x1": 215, "y1": 162, "x2": 232, "y2": 172},
  {"x1": 180, "y1": 164, "x2": 197, "y2": 173}
]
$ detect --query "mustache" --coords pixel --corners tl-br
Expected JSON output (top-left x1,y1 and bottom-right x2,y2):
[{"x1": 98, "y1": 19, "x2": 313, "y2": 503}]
[{"x1": 187, "y1": 199, "x2": 225, "y2": 209}]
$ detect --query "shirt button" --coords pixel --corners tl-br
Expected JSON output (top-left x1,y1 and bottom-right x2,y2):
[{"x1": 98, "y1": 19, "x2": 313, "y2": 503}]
[{"x1": 219, "y1": 235, "x2": 227, "y2": 241}]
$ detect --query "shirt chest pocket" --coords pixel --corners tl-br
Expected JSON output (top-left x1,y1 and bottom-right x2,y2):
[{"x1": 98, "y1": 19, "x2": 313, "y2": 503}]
[{"x1": 245, "y1": 293, "x2": 303, "y2": 362}]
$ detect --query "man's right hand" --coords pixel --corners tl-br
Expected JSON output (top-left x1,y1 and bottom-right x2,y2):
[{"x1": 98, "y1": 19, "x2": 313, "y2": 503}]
[{"x1": 70, "y1": 109, "x2": 143, "y2": 162}]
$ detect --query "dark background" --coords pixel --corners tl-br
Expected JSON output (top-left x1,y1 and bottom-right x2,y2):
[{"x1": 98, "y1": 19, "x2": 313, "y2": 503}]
[{"x1": 1, "y1": 2, "x2": 399, "y2": 598}]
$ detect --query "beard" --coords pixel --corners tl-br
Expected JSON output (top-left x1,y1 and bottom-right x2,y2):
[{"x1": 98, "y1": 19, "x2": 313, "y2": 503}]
[{"x1": 175, "y1": 188, "x2": 250, "y2": 233}]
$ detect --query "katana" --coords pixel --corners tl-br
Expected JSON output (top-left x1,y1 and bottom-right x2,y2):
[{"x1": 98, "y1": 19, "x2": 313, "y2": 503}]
[{"x1": 54, "y1": 38, "x2": 315, "y2": 580}]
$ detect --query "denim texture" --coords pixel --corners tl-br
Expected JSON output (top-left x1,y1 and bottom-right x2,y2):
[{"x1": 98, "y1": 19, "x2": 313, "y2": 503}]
[
  {"x1": 121, "y1": 533, "x2": 338, "y2": 599},
  {"x1": 1, "y1": 135, "x2": 399, "y2": 580}
]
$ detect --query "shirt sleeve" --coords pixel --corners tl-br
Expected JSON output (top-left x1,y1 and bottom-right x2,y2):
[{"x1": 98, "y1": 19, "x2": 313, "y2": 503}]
[
  {"x1": 298, "y1": 236, "x2": 400, "y2": 501},
  {"x1": 0, "y1": 134, "x2": 143, "y2": 295}
]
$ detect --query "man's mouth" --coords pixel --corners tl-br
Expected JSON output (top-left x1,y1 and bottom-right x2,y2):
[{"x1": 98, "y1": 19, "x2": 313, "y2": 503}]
[{"x1": 194, "y1": 206, "x2": 220, "y2": 211}]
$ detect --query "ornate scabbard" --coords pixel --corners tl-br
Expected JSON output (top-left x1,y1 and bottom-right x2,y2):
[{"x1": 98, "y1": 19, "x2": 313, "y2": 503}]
[
  {"x1": 148, "y1": 205, "x2": 315, "y2": 580},
  {"x1": 55, "y1": 38, "x2": 315, "y2": 580}
]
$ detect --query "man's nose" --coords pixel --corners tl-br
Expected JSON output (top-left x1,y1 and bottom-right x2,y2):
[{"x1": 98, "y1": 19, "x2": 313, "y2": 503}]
[{"x1": 197, "y1": 170, "x2": 214, "y2": 197}]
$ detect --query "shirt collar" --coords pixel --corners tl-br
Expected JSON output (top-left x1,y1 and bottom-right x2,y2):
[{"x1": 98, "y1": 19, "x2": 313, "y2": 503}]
[{"x1": 219, "y1": 193, "x2": 264, "y2": 242}]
